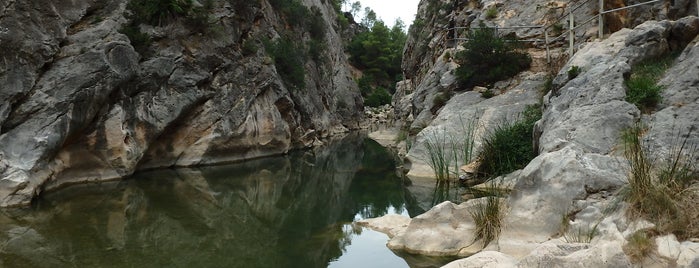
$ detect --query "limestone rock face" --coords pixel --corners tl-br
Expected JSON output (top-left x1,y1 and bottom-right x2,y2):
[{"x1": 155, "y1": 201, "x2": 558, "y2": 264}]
[
  {"x1": 363, "y1": 17, "x2": 699, "y2": 267},
  {"x1": 0, "y1": 0, "x2": 363, "y2": 207}
]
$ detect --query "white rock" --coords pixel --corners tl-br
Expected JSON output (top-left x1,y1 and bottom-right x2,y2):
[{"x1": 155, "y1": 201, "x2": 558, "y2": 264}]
[
  {"x1": 356, "y1": 214, "x2": 411, "y2": 238},
  {"x1": 656, "y1": 234, "x2": 682, "y2": 260},
  {"x1": 441, "y1": 251, "x2": 517, "y2": 268}
]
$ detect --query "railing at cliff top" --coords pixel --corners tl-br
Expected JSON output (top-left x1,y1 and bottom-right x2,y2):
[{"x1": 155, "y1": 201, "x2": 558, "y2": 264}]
[{"x1": 445, "y1": 0, "x2": 696, "y2": 63}]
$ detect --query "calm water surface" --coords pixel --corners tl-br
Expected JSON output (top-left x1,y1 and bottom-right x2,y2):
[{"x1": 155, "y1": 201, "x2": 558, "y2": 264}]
[{"x1": 0, "y1": 135, "x2": 454, "y2": 267}]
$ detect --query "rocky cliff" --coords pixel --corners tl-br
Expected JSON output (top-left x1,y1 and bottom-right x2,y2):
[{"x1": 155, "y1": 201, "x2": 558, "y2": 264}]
[
  {"x1": 0, "y1": 0, "x2": 363, "y2": 207},
  {"x1": 364, "y1": 0, "x2": 699, "y2": 266}
]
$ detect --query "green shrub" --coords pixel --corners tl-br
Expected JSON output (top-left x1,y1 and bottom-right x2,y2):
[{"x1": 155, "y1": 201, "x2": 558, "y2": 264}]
[
  {"x1": 431, "y1": 92, "x2": 450, "y2": 113},
  {"x1": 241, "y1": 39, "x2": 257, "y2": 56},
  {"x1": 476, "y1": 104, "x2": 541, "y2": 179},
  {"x1": 454, "y1": 27, "x2": 531, "y2": 89},
  {"x1": 624, "y1": 230, "x2": 654, "y2": 263},
  {"x1": 269, "y1": 0, "x2": 309, "y2": 27},
  {"x1": 624, "y1": 54, "x2": 676, "y2": 112},
  {"x1": 567, "y1": 65, "x2": 581, "y2": 80},
  {"x1": 485, "y1": 7, "x2": 498, "y2": 19},
  {"x1": 308, "y1": 6, "x2": 326, "y2": 40},
  {"x1": 481, "y1": 89, "x2": 495, "y2": 98},
  {"x1": 365, "y1": 87, "x2": 392, "y2": 107},
  {"x1": 119, "y1": 24, "x2": 151, "y2": 55},
  {"x1": 264, "y1": 37, "x2": 306, "y2": 90},
  {"x1": 127, "y1": 0, "x2": 192, "y2": 26},
  {"x1": 541, "y1": 75, "x2": 553, "y2": 96}
]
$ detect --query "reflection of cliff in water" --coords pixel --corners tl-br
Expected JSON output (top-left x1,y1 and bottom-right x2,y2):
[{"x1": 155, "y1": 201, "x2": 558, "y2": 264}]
[{"x1": 0, "y1": 134, "x2": 415, "y2": 268}]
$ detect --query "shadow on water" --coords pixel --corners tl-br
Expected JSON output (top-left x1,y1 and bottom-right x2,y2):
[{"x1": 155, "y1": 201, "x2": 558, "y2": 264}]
[{"x1": 0, "y1": 134, "x2": 453, "y2": 268}]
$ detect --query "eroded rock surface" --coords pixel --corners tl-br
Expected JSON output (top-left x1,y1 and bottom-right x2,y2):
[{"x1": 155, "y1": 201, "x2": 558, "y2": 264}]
[{"x1": 0, "y1": 0, "x2": 363, "y2": 207}]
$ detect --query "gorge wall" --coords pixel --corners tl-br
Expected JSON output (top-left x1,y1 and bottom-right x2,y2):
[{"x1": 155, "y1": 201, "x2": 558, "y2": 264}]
[{"x1": 0, "y1": 0, "x2": 363, "y2": 207}]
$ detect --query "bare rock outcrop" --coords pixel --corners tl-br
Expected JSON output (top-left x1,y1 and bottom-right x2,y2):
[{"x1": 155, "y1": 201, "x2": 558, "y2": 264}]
[{"x1": 364, "y1": 17, "x2": 699, "y2": 267}]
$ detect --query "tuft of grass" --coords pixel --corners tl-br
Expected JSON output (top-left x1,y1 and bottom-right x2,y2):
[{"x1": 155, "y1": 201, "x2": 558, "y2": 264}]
[
  {"x1": 567, "y1": 65, "x2": 581, "y2": 80},
  {"x1": 480, "y1": 89, "x2": 495, "y2": 98},
  {"x1": 624, "y1": 230, "x2": 655, "y2": 263},
  {"x1": 470, "y1": 181, "x2": 504, "y2": 247},
  {"x1": 625, "y1": 53, "x2": 677, "y2": 113},
  {"x1": 476, "y1": 104, "x2": 541, "y2": 180},
  {"x1": 431, "y1": 92, "x2": 450, "y2": 113},
  {"x1": 621, "y1": 123, "x2": 699, "y2": 240},
  {"x1": 424, "y1": 115, "x2": 479, "y2": 181},
  {"x1": 424, "y1": 130, "x2": 453, "y2": 181},
  {"x1": 241, "y1": 39, "x2": 258, "y2": 56},
  {"x1": 485, "y1": 7, "x2": 498, "y2": 19},
  {"x1": 563, "y1": 222, "x2": 599, "y2": 243},
  {"x1": 541, "y1": 74, "x2": 553, "y2": 96}
]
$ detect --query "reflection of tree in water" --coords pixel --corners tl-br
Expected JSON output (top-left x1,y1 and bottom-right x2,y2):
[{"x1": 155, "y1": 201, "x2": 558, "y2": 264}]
[
  {"x1": 346, "y1": 139, "x2": 407, "y2": 220},
  {"x1": 0, "y1": 135, "x2": 412, "y2": 268}
]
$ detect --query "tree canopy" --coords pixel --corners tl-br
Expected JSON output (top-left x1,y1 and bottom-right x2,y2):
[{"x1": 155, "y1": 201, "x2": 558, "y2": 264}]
[{"x1": 348, "y1": 14, "x2": 407, "y2": 107}]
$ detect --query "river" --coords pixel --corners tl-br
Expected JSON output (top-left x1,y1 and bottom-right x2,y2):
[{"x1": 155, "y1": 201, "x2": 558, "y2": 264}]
[{"x1": 0, "y1": 134, "x2": 462, "y2": 267}]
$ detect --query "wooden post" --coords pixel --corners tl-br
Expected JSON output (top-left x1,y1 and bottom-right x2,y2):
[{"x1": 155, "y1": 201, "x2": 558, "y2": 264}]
[
  {"x1": 599, "y1": 0, "x2": 604, "y2": 38},
  {"x1": 569, "y1": 12, "x2": 574, "y2": 56},
  {"x1": 544, "y1": 29, "x2": 551, "y2": 63}
]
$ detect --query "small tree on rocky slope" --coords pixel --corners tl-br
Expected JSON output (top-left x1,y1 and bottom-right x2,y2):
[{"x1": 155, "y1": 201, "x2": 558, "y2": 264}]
[{"x1": 454, "y1": 26, "x2": 531, "y2": 89}]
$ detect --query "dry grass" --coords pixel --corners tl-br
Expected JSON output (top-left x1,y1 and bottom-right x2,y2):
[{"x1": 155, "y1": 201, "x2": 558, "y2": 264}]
[
  {"x1": 624, "y1": 230, "x2": 655, "y2": 263},
  {"x1": 621, "y1": 124, "x2": 699, "y2": 240},
  {"x1": 470, "y1": 182, "x2": 504, "y2": 247}
]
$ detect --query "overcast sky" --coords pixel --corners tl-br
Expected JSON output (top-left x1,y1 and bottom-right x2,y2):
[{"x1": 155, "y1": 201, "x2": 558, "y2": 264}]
[{"x1": 351, "y1": 0, "x2": 421, "y2": 28}]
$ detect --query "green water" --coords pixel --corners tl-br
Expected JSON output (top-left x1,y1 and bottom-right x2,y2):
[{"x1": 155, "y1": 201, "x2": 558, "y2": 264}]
[{"x1": 0, "y1": 135, "x2": 450, "y2": 267}]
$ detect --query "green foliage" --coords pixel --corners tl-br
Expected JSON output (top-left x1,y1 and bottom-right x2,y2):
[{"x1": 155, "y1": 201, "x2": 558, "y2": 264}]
[
  {"x1": 621, "y1": 124, "x2": 698, "y2": 240},
  {"x1": 308, "y1": 6, "x2": 327, "y2": 40},
  {"x1": 480, "y1": 89, "x2": 495, "y2": 98},
  {"x1": 269, "y1": 0, "x2": 310, "y2": 27},
  {"x1": 625, "y1": 54, "x2": 676, "y2": 113},
  {"x1": 541, "y1": 75, "x2": 553, "y2": 96},
  {"x1": 563, "y1": 222, "x2": 599, "y2": 243},
  {"x1": 424, "y1": 131, "x2": 453, "y2": 181},
  {"x1": 349, "y1": 18, "x2": 407, "y2": 106},
  {"x1": 454, "y1": 27, "x2": 531, "y2": 89},
  {"x1": 424, "y1": 115, "x2": 478, "y2": 181},
  {"x1": 476, "y1": 104, "x2": 541, "y2": 179},
  {"x1": 431, "y1": 92, "x2": 449, "y2": 112},
  {"x1": 119, "y1": 24, "x2": 151, "y2": 55},
  {"x1": 264, "y1": 37, "x2": 306, "y2": 91},
  {"x1": 364, "y1": 87, "x2": 392, "y2": 107},
  {"x1": 567, "y1": 65, "x2": 581, "y2": 80},
  {"x1": 241, "y1": 39, "x2": 257, "y2": 56},
  {"x1": 624, "y1": 230, "x2": 654, "y2": 263},
  {"x1": 125, "y1": 0, "x2": 211, "y2": 28},
  {"x1": 485, "y1": 7, "x2": 498, "y2": 19},
  {"x1": 127, "y1": 0, "x2": 192, "y2": 26}
]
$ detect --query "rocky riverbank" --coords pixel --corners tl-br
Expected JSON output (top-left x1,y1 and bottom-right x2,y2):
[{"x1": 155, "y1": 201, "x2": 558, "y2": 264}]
[{"x1": 365, "y1": 17, "x2": 699, "y2": 267}]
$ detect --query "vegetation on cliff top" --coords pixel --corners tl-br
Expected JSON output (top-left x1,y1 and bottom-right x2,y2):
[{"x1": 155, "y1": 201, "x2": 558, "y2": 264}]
[
  {"x1": 454, "y1": 26, "x2": 531, "y2": 89},
  {"x1": 348, "y1": 13, "x2": 407, "y2": 107}
]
